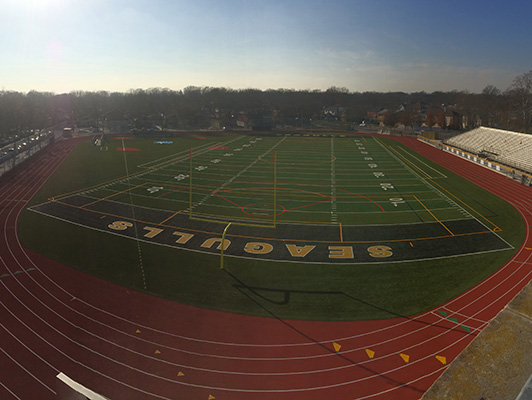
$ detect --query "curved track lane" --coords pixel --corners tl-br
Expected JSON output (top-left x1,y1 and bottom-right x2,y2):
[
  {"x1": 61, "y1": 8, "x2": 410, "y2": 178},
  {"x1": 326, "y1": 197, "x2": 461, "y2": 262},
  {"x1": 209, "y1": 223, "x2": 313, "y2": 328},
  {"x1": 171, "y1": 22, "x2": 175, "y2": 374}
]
[{"x1": 0, "y1": 136, "x2": 531, "y2": 399}]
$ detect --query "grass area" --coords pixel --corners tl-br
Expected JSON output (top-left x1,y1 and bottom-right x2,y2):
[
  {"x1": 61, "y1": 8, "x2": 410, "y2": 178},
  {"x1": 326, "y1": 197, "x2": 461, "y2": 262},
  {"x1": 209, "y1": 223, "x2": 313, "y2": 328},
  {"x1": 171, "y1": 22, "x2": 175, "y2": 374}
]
[{"x1": 19, "y1": 133, "x2": 525, "y2": 321}]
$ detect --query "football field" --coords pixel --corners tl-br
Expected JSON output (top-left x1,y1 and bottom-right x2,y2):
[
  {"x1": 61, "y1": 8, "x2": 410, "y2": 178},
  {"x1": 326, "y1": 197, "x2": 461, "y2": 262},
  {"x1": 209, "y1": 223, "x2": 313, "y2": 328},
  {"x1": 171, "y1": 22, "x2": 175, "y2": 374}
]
[{"x1": 23, "y1": 133, "x2": 522, "y2": 320}]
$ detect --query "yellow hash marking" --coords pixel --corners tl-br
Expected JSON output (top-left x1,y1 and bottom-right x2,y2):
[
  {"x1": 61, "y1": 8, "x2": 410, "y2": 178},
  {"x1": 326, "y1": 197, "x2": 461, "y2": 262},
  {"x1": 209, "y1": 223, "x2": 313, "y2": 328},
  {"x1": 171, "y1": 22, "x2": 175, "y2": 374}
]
[
  {"x1": 338, "y1": 222, "x2": 343, "y2": 242},
  {"x1": 414, "y1": 195, "x2": 454, "y2": 236}
]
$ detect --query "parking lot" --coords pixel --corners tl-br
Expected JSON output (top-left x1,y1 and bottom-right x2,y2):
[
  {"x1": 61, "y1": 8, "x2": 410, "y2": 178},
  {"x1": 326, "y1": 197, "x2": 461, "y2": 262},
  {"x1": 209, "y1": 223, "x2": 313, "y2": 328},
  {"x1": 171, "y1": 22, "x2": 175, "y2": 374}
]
[{"x1": 0, "y1": 130, "x2": 54, "y2": 175}]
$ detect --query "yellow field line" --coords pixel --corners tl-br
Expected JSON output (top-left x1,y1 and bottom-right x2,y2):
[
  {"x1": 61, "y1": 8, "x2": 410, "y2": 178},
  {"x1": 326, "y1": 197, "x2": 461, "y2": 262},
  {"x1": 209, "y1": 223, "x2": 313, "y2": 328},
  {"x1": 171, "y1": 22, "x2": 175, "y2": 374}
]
[
  {"x1": 52, "y1": 199, "x2": 494, "y2": 244},
  {"x1": 414, "y1": 195, "x2": 455, "y2": 236},
  {"x1": 189, "y1": 215, "x2": 276, "y2": 229},
  {"x1": 80, "y1": 182, "x2": 148, "y2": 209},
  {"x1": 338, "y1": 222, "x2": 343, "y2": 242},
  {"x1": 190, "y1": 210, "x2": 338, "y2": 225},
  {"x1": 50, "y1": 143, "x2": 218, "y2": 201},
  {"x1": 50, "y1": 169, "x2": 149, "y2": 202},
  {"x1": 378, "y1": 139, "x2": 502, "y2": 232},
  {"x1": 160, "y1": 210, "x2": 183, "y2": 225}
]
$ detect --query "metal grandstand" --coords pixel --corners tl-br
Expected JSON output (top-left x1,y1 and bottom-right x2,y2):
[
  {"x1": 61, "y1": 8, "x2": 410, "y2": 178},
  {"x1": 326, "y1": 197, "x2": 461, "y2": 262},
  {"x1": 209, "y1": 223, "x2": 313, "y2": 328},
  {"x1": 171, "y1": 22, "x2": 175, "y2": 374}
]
[{"x1": 445, "y1": 126, "x2": 532, "y2": 174}]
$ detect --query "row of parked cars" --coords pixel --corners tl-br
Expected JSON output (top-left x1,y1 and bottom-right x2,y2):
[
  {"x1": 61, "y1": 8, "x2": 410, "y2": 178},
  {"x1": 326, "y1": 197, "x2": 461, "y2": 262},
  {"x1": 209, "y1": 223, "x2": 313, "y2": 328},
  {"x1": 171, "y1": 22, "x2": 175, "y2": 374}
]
[{"x1": 0, "y1": 130, "x2": 53, "y2": 163}]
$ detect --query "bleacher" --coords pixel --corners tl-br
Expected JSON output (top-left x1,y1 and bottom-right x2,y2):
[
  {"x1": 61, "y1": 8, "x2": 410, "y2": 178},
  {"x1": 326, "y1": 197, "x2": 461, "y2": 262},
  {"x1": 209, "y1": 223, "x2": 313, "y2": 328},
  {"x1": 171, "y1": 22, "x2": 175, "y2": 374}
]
[{"x1": 445, "y1": 126, "x2": 532, "y2": 173}]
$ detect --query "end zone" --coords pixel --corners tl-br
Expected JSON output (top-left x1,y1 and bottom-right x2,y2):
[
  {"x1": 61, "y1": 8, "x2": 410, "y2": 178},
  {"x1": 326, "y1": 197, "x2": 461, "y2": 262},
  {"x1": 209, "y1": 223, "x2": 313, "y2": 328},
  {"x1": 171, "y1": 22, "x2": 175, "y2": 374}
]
[{"x1": 29, "y1": 194, "x2": 513, "y2": 264}]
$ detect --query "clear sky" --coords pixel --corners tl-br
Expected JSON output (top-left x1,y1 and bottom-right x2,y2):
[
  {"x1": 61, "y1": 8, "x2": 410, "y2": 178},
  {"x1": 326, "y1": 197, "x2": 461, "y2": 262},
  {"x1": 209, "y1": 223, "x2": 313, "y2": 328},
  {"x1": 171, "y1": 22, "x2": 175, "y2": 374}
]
[{"x1": 2, "y1": 0, "x2": 531, "y2": 94}]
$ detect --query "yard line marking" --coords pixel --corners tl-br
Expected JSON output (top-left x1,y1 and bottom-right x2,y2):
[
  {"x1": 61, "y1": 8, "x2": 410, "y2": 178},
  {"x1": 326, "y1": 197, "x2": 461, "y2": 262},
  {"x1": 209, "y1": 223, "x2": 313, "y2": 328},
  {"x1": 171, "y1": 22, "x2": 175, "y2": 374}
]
[
  {"x1": 121, "y1": 138, "x2": 147, "y2": 290},
  {"x1": 80, "y1": 182, "x2": 148, "y2": 209},
  {"x1": 41, "y1": 195, "x2": 497, "y2": 246},
  {"x1": 394, "y1": 146, "x2": 447, "y2": 178},
  {"x1": 139, "y1": 136, "x2": 243, "y2": 170},
  {"x1": 330, "y1": 137, "x2": 337, "y2": 223},
  {"x1": 189, "y1": 136, "x2": 286, "y2": 213},
  {"x1": 52, "y1": 137, "x2": 243, "y2": 202},
  {"x1": 414, "y1": 195, "x2": 455, "y2": 236},
  {"x1": 375, "y1": 137, "x2": 503, "y2": 233}
]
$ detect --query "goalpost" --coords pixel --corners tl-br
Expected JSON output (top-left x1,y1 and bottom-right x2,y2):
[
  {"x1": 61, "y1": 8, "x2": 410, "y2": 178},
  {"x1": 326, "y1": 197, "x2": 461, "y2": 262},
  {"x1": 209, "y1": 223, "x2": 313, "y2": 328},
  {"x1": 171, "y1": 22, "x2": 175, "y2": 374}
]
[{"x1": 188, "y1": 148, "x2": 278, "y2": 269}]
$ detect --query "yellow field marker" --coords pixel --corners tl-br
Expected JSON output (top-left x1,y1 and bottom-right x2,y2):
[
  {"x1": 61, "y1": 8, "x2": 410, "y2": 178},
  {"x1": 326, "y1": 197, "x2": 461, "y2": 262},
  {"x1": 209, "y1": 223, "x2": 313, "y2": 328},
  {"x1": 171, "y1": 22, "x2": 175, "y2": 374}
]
[
  {"x1": 154, "y1": 349, "x2": 161, "y2": 355},
  {"x1": 52, "y1": 196, "x2": 493, "y2": 247},
  {"x1": 159, "y1": 210, "x2": 183, "y2": 225},
  {"x1": 414, "y1": 195, "x2": 454, "y2": 236},
  {"x1": 435, "y1": 355, "x2": 447, "y2": 365},
  {"x1": 177, "y1": 372, "x2": 185, "y2": 377},
  {"x1": 338, "y1": 222, "x2": 343, "y2": 242},
  {"x1": 365, "y1": 349, "x2": 375, "y2": 359},
  {"x1": 399, "y1": 353, "x2": 410, "y2": 363},
  {"x1": 81, "y1": 182, "x2": 148, "y2": 209},
  {"x1": 135, "y1": 329, "x2": 141, "y2": 334},
  {"x1": 333, "y1": 342, "x2": 342, "y2": 352}
]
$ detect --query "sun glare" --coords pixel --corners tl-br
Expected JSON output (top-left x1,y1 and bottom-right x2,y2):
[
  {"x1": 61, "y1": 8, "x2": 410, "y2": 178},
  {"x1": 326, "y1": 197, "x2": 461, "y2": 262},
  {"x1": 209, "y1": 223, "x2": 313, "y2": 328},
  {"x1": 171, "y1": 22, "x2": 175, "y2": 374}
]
[{"x1": 11, "y1": 0, "x2": 66, "y2": 12}]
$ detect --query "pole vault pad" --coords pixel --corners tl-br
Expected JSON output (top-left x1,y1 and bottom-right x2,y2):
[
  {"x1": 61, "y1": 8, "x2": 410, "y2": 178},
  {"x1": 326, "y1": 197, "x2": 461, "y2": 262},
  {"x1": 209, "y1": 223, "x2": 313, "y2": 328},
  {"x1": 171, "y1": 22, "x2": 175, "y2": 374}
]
[{"x1": 29, "y1": 195, "x2": 514, "y2": 264}]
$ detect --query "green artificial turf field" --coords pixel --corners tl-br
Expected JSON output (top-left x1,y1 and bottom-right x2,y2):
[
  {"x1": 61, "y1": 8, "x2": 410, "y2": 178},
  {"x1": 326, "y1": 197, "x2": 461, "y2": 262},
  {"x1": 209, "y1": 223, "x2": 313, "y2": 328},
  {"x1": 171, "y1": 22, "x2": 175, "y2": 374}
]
[{"x1": 19, "y1": 132, "x2": 525, "y2": 320}]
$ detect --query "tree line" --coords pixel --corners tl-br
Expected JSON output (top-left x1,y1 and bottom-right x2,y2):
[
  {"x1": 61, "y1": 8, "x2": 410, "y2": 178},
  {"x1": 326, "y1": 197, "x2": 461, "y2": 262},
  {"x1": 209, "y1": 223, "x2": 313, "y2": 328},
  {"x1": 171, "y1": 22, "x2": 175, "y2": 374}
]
[{"x1": 1, "y1": 70, "x2": 532, "y2": 137}]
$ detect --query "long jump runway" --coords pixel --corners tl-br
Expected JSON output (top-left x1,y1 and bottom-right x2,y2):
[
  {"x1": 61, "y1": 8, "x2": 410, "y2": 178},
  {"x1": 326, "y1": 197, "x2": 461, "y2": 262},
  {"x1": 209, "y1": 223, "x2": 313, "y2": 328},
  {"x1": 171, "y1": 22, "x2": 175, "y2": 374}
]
[{"x1": 0, "y1": 136, "x2": 531, "y2": 399}]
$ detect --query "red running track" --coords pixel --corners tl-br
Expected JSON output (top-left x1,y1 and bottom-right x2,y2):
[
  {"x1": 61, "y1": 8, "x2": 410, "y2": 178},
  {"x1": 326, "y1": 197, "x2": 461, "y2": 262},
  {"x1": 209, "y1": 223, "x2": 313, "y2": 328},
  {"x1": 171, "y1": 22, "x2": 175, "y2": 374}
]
[{"x1": 0, "y1": 136, "x2": 531, "y2": 400}]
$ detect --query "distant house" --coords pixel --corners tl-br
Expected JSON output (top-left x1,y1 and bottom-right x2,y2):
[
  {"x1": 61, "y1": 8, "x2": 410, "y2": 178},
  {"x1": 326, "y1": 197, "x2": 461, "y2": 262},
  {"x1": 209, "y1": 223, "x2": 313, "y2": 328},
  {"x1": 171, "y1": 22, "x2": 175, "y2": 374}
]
[
  {"x1": 236, "y1": 114, "x2": 248, "y2": 128},
  {"x1": 444, "y1": 107, "x2": 463, "y2": 130},
  {"x1": 323, "y1": 106, "x2": 347, "y2": 121},
  {"x1": 366, "y1": 108, "x2": 386, "y2": 124},
  {"x1": 368, "y1": 102, "x2": 464, "y2": 131}
]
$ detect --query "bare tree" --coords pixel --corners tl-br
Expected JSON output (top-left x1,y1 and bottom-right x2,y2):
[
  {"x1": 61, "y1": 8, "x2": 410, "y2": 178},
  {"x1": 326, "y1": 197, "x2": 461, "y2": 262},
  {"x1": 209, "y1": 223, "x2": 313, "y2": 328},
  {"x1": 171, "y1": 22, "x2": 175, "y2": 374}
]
[
  {"x1": 480, "y1": 85, "x2": 501, "y2": 127},
  {"x1": 508, "y1": 70, "x2": 532, "y2": 132}
]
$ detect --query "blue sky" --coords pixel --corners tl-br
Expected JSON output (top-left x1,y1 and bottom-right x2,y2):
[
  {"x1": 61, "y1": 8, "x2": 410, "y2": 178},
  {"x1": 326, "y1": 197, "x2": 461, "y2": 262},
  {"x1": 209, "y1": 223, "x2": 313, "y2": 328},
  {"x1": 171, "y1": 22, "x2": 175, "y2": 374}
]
[{"x1": 1, "y1": 0, "x2": 531, "y2": 93}]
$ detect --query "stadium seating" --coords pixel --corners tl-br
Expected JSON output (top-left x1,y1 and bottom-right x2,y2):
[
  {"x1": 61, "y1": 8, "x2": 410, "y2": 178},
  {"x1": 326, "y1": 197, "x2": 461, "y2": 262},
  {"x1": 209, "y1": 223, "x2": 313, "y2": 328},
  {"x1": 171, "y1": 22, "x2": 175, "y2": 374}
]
[{"x1": 445, "y1": 127, "x2": 532, "y2": 173}]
